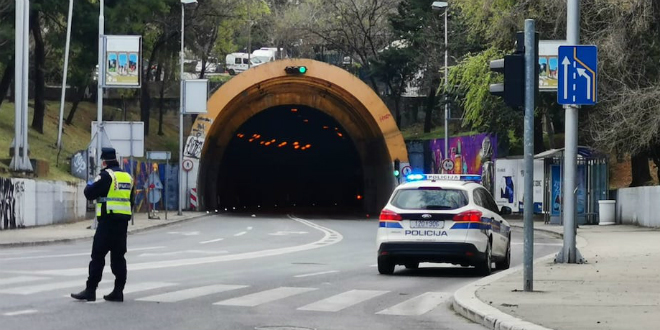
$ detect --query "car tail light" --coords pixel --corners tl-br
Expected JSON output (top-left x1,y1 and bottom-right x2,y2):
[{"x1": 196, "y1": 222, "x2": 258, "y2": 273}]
[
  {"x1": 379, "y1": 209, "x2": 402, "y2": 221},
  {"x1": 453, "y1": 210, "x2": 483, "y2": 222}
]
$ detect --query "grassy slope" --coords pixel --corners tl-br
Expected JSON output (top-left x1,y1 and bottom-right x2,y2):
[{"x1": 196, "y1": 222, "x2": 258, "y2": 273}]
[{"x1": 0, "y1": 100, "x2": 180, "y2": 181}]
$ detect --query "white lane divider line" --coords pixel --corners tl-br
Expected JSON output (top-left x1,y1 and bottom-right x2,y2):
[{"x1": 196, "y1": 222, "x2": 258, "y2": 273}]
[
  {"x1": 376, "y1": 292, "x2": 450, "y2": 316},
  {"x1": 234, "y1": 231, "x2": 247, "y2": 237},
  {"x1": 369, "y1": 264, "x2": 377, "y2": 267},
  {"x1": 3, "y1": 309, "x2": 38, "y2": 316},
  {"x1": 137, "y1": 284, "x2": 248, "y2": 303},
  {"x1": 200, "y1": 238, "x2": 224, "y2": 245},
  {"x1": 31, "y1": 215, "x2": 344, "y2": 276},
  {"x1": 512, "y1": 242, "x2": 563, "y2": 246},
  {"x1": 130, "y1": 246, "x2": 166, "y2": 251},
  {"x1": 294, "y1": 270, "x2": 339, "y2": 278},
  {"x1": 298, "y1": 289, "x2": 388, "y2": 312},
  {"x1": 214, "y1": 287, "x2": 316, "y2": 307},
  {"x1": 0, "y1": 276, "x2": 49, "y2": 286},
  {"x1": 247, "y1": 227, "x2": 253, "y2": 230}
]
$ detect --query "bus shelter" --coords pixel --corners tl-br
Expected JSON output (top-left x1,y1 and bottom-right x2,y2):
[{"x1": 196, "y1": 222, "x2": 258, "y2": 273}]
[{"x1": 535, "y1": 147, "x2": 609, "y2": 225}]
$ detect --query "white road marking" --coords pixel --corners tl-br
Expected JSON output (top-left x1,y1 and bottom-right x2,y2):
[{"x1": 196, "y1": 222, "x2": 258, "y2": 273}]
[
  {"x1": 130, "y1": 246, "x2": 166, "y2": 251},
  {"x1": 0, "y1": 250, "x2": 45, "y2": 256},
  {"x1": 103, "y1": 282, "x2": 176, "y2": 294},
  {"x1": 1, "y1": 279, "x2": 109, "y2": 295},
  {"x1": 3, "y1": 309, "x2": 38, "y2": 316},
  {"x1": 199, "y1": 238, "x2": 224, "y2": 244},
  {"x1": 294, "y1": 270, "x2": 339, "y2": 278},
  {"x1": 376, "y1": 292, "x2": 449, "y2": 316},
  {"x1": 298, "y1": 290, "x2": 388, "y2": 312},
  {"x1": 138, "y1": 250, "x2": 228, "y2": 257},
  {"x1": 167, "y1": 231, "x2": 200, "y2": 236},
  {"x1": 247, "y1": 227, "x2": 253, "y2": 230},
  {"x1": 137, "y1": 284, "x2": 248, "y2": 303},
  {"x1": 369, "y1": 264, "x2": 377, "y2": 267},
  {"x1": 29, "y1": 215, "x2": 343, "y2": 276},
  {"x1": 269, "y1": 231, "x2": 308, "y2": 236},
  {"x1": 214, "y1": 287, "x2": 316, "y2": 307},
  {"x1": 0, "y1": 276, "x2": 49, "y2": 286},
  {"x1": 234, "y1": 231, "x2": 247, "y2": 237}
]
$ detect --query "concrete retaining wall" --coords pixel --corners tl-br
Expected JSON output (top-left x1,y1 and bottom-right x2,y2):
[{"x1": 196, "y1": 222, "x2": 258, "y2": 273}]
[
  {"x1": 0, "y1": 178, "x2": 87, "y2": 230},
  {"x1": 616, "y1": 186, "x2": 660, "y2": 228}
]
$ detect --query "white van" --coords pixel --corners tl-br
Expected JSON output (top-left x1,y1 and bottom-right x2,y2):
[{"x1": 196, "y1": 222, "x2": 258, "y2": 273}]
[{"x1": 225, "y1": 53, "x2": 265, "y2": 75}]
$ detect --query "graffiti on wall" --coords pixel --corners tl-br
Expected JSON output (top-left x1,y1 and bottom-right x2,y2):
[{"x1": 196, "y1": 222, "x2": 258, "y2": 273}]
[
  {"x1": 0, "y1": 178, "x2": 25, "y2": 230},
  {"x1": 184, "y1": 116, "x2": 213, "y2": 159}
]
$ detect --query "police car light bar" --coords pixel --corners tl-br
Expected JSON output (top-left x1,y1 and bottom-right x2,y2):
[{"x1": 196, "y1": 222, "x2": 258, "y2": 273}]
[{"x1": 406, "y1": 174, "x2": 482, "y2": 182}]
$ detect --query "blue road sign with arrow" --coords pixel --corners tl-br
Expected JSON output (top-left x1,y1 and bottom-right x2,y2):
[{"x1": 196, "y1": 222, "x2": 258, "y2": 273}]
[{"x1": 557, "y1": 45, "x2": 598, "y2": 105}]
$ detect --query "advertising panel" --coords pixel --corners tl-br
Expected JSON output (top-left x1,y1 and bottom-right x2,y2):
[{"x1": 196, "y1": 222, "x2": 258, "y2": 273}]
[{"x1": 104, "y1": 35, "x2": 142, "y2": 88}]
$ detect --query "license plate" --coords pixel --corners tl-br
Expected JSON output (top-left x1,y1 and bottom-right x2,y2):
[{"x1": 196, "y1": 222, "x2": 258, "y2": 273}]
[{"x1": 410, "y1": 220, "x2": 444, "y2": 229}]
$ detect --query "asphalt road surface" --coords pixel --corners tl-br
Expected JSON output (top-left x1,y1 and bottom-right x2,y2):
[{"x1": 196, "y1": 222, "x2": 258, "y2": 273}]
[{"x1": 0, "y1": 214, "x2": 561, "y2": 330}]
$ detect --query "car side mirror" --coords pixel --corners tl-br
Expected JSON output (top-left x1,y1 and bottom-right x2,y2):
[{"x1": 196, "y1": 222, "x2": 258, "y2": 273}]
[{"x1": 500, "y1": 206, "x2": 512, "y2": 216}]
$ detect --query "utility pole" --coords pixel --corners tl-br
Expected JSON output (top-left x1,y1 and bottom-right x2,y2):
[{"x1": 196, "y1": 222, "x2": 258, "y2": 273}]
[
  {"x1": 96, "y1": 0, "x2": 105, "y2": 176},
  {"x1": 523, "y1": 19, "x2": 537, "y2": 292},
  {"x1": 11, "y1": 0, "x2": 33, "y2": 172},
  {"x1": 556, "y1": 0, "x2": 584, "y2": 264}
]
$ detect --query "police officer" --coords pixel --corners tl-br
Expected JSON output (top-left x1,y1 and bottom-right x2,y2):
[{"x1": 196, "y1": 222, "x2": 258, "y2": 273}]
[{"x1": 71, "y1": 148, "x2": 134, "y2": 302}]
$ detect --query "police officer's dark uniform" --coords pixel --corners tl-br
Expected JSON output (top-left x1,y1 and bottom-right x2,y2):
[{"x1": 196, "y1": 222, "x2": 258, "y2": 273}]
[{"x1": 71, "y1": 148, "x2": 134, "y2": 302}]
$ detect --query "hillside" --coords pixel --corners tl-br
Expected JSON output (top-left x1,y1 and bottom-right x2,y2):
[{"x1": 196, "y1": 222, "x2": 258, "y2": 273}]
[{"x1": 0, "y1": 101, "x2": 180, "y2": 181}]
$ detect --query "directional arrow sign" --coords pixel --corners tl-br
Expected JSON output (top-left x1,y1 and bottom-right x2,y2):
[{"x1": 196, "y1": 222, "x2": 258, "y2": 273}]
[{"x1": 557, "y1": 45, "x2": 598, "y2": 105}]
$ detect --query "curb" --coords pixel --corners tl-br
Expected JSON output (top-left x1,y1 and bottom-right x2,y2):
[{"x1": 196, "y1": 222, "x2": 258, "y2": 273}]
[
  {"x1": 508, "y1": 222, "x2": 564, "y2": 239},
  {"x1": 0, "y1": 213, "x2": 209, "y2": 248},
  {"x1": 452, "y1": 253, "x2": 557, "y2": 330},
  {"x1": 451, "y1": 224, "x2": 582, "y2": 330}
]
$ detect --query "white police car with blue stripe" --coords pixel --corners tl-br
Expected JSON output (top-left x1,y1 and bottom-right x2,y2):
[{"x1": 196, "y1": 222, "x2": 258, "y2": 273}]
[{"x1": 376, "y1": 174, "x2": 512, "y2": 275}]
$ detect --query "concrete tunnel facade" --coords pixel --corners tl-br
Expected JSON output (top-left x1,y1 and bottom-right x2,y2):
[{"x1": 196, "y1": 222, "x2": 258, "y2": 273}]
[{"x1": 182, "y1": 59, "x2": 409, "y2": 214}]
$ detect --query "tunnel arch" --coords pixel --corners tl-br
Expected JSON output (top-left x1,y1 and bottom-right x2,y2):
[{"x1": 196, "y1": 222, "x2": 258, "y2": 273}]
[{"x1": 185, "y1": 59, "x2": 408, "y2": 214}]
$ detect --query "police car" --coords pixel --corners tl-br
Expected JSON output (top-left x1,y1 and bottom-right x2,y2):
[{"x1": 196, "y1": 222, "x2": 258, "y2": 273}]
[{"x1": 376, "y1": 174, "x2": 512, "y2": 275}]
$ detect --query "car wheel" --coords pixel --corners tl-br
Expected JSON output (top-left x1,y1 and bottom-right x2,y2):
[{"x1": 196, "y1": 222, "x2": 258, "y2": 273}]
[
  {"x1": 495, "y1": 237, "x2": 511, "y2": 270},
  {"x1": 476, "y1": 240, "x2": 492, "y2": 276},
  {"x1": 228, "y1": 69, "x2": 236, "y2": 75},
  {"x1": 404, "y1": 262, "x2": 419, "y2": 269},
  {"x1": 378, "y1": 256, "x2": 395, "y2": 275}
]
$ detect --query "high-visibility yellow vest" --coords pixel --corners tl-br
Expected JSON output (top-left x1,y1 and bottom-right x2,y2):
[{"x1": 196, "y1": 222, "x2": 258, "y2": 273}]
[{"x1": 96, "y1": 169, "x2": 133, "y2": 217}]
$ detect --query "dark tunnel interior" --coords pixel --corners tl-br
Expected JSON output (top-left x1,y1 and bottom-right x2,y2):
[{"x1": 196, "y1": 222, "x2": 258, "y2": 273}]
[{"x1": 216, "y1": 105, "x2": 364, "y2": 213}]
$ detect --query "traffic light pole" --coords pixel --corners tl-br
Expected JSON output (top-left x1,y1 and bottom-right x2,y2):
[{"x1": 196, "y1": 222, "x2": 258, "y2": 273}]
[
  {"x1": 523, "y1": 19, "x2": 536, "y2": 292},
  {"x1": 556, "y1": 0, "x2": 584, "y2": 264}
]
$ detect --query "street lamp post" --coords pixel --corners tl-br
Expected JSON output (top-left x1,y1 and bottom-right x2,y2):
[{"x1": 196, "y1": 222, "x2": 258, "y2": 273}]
[
  {"x1": 179, "y1": 0, "x2": 197, "y2": 216},
  {"x1": 432, "y1": 2, "x2": 449, "y2": 169}
]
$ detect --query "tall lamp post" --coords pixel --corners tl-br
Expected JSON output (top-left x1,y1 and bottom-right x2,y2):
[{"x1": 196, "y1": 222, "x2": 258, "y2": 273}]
[
  {"x1": 179, "y1": 0, "x2": 197, "y2": 216},
  {"x1": 432, "y1": 1, "x2": 449, "y2": 168}
]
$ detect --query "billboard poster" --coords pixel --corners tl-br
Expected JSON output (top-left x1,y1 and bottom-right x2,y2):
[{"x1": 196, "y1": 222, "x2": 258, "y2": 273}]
[
  {"x1": 539, "y1": 40, "x2": 567, "y2": 92},
  {"x1": 429, "y1": 133, "x2": 497, "y2": 176},
  {"x1": 551, "y1": 164, "x2": 562, "y2": 216},
  {"x1": 104, "y1": 35, "x2": 142, "y2": 88}
]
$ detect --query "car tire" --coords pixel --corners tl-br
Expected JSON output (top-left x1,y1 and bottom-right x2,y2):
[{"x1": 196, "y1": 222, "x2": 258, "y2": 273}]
[
  {"x1": 378, "y1": 256, "x2": 395, "y2": 275},
  {"x1": 495, "y1": 237, "x2": 511, "y2": 270},
  {"x1": 228, "y1": 69, "x2": 236, "y2": 75},
  {"x1": 476, "y1": 240, "x2": 492, "y2": 276},
  {"x1": 404, "y1": 262, "x2": 419, "y2": 269}
]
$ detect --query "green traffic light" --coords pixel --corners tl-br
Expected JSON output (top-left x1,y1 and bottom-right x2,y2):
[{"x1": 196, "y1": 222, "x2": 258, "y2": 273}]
[
  {"x1": 299, "y1": 66, "x2": 307, "y2": 74},
  {"x1": 393, "y1": 170, "x2": 400, "y2": 177}
]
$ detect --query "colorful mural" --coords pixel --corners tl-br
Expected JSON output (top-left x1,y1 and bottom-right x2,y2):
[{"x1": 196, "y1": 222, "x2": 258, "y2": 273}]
[
  {"x1": 122, "y1": 159, "x2": 179, "y2": 212},
  {"x1": 429, "y1": 133, "x2": 497, "y2": 175}
]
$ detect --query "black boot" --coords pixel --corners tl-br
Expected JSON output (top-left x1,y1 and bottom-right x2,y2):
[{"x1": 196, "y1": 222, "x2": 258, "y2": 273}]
[
  {"x1": 71, "y1": 286, "x2": 96, "y2": 302},
  {"x1": 103, "y1": 290, "x2": 123, "y2": 302}
]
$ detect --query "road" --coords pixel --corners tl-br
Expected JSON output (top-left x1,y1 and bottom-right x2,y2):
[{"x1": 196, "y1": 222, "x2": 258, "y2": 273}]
[{"x1": 0, "y1": 214, "x2": 561, "y2": 330}]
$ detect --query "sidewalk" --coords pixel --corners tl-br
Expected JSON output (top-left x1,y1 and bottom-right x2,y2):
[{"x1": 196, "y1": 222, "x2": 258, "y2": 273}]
[
  {"x1": 0, "y1": 211, "x2": 208, "y2": 247},
  {"x1": 454, "y1": 220, "x2": 660, "y2": 330}
]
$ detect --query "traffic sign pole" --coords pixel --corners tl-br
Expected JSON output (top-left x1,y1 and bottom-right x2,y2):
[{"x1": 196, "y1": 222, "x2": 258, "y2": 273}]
[
  {"x1": 556, "y1": 0, "x2": 584, "y2": 264},
  {"x1": 523, "y1": 19, "x2": 536, "y2": 292}
]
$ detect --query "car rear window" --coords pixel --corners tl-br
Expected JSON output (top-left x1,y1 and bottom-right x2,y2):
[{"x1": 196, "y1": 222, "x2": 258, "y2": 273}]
[{"x1": 391, "y1": 188, "x2": 469, "y2": 210}]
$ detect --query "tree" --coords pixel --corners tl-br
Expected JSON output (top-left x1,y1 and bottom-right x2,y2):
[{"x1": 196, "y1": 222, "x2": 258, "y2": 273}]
[
  {"x1": 30, "y1": 7, "x2": 46, "y2": 133},
  {"x1": 0, "y1": 0, "x2": 13, "y2": 110},
  {"x1": 307, "y1": 0, "x2": 399, "y2": 95}
]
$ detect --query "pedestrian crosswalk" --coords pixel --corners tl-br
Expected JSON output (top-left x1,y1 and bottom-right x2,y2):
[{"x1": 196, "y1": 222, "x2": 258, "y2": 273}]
[{"x1": 0, "y1": 275, "x2": 451, "y2": 316}]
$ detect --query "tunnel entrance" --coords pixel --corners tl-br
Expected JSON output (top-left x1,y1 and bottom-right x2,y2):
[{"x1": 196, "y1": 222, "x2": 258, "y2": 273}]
[{"x1": 217, "y1": 105, "x2": 364, "y2": 212}]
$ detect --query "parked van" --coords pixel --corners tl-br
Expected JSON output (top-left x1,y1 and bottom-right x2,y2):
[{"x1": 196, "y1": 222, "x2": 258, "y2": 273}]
[{"x1": 225, "y1": 53, "x2": 265, "y2": 75}]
